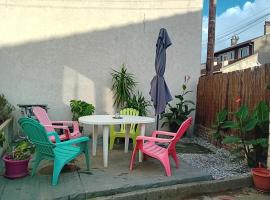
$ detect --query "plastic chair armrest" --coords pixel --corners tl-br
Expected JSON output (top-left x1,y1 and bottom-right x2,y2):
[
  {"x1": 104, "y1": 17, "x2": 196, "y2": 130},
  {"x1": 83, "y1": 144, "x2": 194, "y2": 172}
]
[
  {"x1": 152, "y1": 130, "x2": 176, "y2": 137},
  {"x1": 56, "y1": 136, "x2": 89, "y2": 147},
  {"x1": 52, "y1": 121, "x2": 74, "y2": 124},
  {"x1": 52, "y1": 121, "x2": 80, "y2": 132},
  {"x1": 44, "y1": 125, "x2": 69, "y2": 130},
  {"x1": 47, "y1": 132, "x2": 61, "y2": 143},
  {"x1": 136, "y1": 136, "x2": 172, "y2": 143}
]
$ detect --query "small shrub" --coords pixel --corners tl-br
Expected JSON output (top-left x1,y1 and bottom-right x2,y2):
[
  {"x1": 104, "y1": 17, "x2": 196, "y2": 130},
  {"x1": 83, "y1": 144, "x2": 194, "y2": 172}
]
[
  {"x1": 70, "y1": 100, "x2": 95, "y2": 121},
  {"x1": 161, "y1": 76, "x2": 195, "y2": 132},
  {"x1": 212, "y1": 101, "x2": 269, "y2": 167},
  {"x1": 7, "y1": 140, "x2": 35, "y2": 160},
  {"x1": 126, "y1": 91, "x2": 151, "y2": 116}
]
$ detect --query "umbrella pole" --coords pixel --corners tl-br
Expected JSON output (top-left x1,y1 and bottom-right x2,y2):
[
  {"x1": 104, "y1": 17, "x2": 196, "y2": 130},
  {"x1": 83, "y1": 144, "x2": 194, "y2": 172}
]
[{"x1": 156, "y1": 114, "x2": 159, "y2": 130}]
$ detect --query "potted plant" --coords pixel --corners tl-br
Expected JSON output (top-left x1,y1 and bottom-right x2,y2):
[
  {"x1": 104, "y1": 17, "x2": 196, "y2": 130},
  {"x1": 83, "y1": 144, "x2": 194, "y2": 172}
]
[
  {"x1": 70, "y1": 100, "x2": 95, "y2": 122},
  {"x1": 161, "y1": 77, "x2": 195, "y2": 132},
  {"x1": 2, "y1": 139, "x2": 35, "y2": 179},
  {"x1": 111, "y1": 64, "x2": 137, "y2": 109},
  {"x1": 0, "y1": 94, "x2": 15, "y2": 156},
  {"x1": 70, "y1": 99, "x2": 95, "y2": 131},
  {"x1": 126, "y1": 91, "x2": 151, "y2": 116},
  {"x1": 213, "y1": 101, "x2": 270, "y2": 191},
  {"x1": 251, "y1": 101, "x2": 270, "y2": 192}
]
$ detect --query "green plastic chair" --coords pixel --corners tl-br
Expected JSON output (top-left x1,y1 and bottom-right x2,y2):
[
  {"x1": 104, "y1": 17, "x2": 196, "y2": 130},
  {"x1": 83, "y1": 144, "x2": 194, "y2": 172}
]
[
  {"x1": 110, "y1": 108, "x2": 139, "y2": 150},
  {"x1": 18, "y1": 117, "x2": 90, "y2": 186}
]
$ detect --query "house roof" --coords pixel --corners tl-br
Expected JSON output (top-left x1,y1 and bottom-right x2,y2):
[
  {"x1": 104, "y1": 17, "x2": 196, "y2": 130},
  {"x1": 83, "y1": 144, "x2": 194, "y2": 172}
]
[
  {"x1": 214, "y1": 40, "x2": 253, "y2": 55},
  {"x1": 214, "y1": 34, "x2": 268, "y2": 55}
]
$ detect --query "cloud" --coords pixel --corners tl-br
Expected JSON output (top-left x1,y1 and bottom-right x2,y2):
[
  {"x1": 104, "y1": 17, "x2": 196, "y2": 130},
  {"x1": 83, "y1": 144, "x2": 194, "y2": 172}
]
[
  {"x1": 223, "y1": 6, "x2": 241, "y2": 17},
  {"x1": 201, "y1": 0, "x2": 270, "y2": 63}
]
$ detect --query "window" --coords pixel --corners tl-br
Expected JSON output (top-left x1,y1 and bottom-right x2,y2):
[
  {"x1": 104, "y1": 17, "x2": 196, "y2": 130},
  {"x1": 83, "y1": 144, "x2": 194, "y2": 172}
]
[
  {"x1": 227, "y1": 51, "x2": 235, "y2": 61},
  {"x1": 219, "y1": 55, "x2": 223, "y2": 61},
  {"x1": 216, "y1": 51, "x2": 234, "y2": 63},
  {"x1": 238, "y1": 46, "x2": 249, "y2": 58}
]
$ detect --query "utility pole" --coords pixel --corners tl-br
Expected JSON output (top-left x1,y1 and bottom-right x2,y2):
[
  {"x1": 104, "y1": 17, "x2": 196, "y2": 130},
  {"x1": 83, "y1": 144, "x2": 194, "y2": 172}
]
[{"x1": 206, "y1": 0, "x2": 217, "y2": 75}]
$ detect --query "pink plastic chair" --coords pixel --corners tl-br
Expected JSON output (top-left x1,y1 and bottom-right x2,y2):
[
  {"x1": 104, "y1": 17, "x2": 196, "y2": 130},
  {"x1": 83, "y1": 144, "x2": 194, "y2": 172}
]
[
  {"x1": 130, "y1": 117, "x2": 192, "y2": 176},
  {"x1": 32, "y1": 106, "x2": 82, "y2": 142}
]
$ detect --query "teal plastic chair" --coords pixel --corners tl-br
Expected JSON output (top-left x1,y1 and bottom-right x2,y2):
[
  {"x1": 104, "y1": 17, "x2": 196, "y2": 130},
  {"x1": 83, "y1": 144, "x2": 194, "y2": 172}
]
[
  {"x1": 18, "y1": 117, "x2": 90, "y2": 186},
  {"x1": 110, "y1": 108, "x2": 139, "y2": 150}
]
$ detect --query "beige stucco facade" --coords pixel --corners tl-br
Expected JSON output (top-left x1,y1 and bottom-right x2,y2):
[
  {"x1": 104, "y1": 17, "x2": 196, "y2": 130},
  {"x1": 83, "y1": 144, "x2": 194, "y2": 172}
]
[
  {"x1": 220, "y1": 34, "x2": 270, "y2": 74},
  {"x1": 220, "y1": 53, "x2": 259, "y2": 73},
  {"x1": 254, "y1": 33, "x2": 270, "y2": 65},
  {"x1": 0, "y1": 0, "x2": 202, "y2": 132}
]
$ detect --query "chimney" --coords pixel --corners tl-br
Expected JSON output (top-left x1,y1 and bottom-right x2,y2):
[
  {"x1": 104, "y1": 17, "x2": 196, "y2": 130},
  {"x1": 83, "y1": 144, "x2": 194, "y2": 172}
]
[
  {"x1": 264, "y1": 21, "x2": 270, "y2": 35},
  {"x1": 231, "y1": 35, "x2": 239, "y2": 46}
]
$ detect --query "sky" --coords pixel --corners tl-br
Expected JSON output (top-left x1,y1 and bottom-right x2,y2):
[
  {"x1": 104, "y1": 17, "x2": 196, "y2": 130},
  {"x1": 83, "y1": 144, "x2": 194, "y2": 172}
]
[{"x1": 201, "y1": 0, "x2": 270, "y2": 63}]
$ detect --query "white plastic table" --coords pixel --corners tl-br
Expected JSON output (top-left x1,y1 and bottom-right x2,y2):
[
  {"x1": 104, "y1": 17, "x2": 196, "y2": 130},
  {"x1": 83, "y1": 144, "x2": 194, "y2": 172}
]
[{"x1": 79, "y1": 115, "x2": 155, "y2": 167}]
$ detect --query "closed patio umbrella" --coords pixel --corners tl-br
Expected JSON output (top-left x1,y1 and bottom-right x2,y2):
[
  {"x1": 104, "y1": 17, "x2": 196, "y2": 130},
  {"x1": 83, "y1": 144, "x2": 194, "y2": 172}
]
[{"x1": 149, "y1": 28, "x2": 173, "y2": 129}]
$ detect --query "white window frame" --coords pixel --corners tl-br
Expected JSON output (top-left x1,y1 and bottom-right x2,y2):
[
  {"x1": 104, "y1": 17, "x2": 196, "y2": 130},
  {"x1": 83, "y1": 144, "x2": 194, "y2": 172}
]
[
  {"x1": 238, "y1": 46, "x2": 249, "y2": 58},
  {"x1": 227, "y1": 51, "x2": 235, "y2": 61}
]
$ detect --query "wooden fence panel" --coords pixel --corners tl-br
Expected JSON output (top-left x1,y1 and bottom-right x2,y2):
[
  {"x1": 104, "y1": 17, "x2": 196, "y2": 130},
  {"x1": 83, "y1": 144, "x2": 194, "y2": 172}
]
[{"x1": 196, "y1": 65, "x2": 270, "y2": 129}]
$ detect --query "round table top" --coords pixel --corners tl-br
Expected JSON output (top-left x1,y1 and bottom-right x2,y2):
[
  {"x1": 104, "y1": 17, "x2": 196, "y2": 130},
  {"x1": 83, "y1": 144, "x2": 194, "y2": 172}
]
[{"x1": 79, "y1": 115, "x2": 155, "y2": 125}]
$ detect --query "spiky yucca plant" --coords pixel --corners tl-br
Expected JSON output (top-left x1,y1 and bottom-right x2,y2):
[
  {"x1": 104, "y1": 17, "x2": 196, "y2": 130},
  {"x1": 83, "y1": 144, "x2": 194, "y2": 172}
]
[{"x1": 111, "y1": 64, "x2": 136, "y2": 108}]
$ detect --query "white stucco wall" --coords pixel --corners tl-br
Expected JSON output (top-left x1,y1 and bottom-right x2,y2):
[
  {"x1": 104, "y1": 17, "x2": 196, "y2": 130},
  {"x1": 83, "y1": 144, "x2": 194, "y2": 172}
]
[{"x1": 0, "y1": 0, "x2": 202, "y2": 133}]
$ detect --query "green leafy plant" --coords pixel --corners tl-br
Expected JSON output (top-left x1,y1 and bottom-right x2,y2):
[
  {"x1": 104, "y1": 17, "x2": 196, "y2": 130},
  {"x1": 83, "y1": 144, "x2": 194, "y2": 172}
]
[
  {"x1": 9, "y1": 140, "x2": 35, "y2": 160},
  {"x1": 212, "y1": 108, "x2": 228, "y2": 142},
  {"x1": 0, "y1": 138, "x2": 35, "y2": 160},
  {"x1": 220, "y1": 102, "x2": 269, "y2": 167},
  {"x1": 111, "y1": 64, "x2": 137, "y2": 108},
  {"x1": 70, "y1": 100, "x2": 95, "y2": 121},
  {"x1": 126, "y1": 91, "x2": 151, "y2": 116},
  {"x1": 161, "y1": 77, "x2": 195, "y2": 132},
  {"x1": 251, "y1": 101, "x2": 269, "y2": 166},
  {"x1": 0, "y1": 94, "x2": 15, "y2": 124}
]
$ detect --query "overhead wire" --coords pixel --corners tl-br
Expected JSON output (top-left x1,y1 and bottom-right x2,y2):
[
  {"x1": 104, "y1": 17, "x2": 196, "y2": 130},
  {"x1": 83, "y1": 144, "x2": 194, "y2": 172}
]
[{"x1": 202, "y1": 6, "x2": 270, "y2": 46}]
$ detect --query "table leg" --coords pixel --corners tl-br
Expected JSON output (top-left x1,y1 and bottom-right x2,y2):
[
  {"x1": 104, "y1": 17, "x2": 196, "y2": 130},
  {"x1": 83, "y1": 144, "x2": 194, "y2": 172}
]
[
  {"x1": 124, "y1": 125, "x2": 130, "y2": 153},
  {"x1": 103, "y1": 125, "x2": 109, "y2": 167},
  {"x1": 139, "y1": 123, "x2": 146, "y2": 162},
  {"x1": 92, "y1": 125, "x2": 98, "y2": 156}
]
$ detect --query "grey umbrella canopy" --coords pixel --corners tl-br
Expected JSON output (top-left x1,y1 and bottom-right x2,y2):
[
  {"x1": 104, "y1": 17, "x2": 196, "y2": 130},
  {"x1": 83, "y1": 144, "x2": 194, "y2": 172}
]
[{"x1": 150, "y1": 28, "x2": 173, "y2": 127}]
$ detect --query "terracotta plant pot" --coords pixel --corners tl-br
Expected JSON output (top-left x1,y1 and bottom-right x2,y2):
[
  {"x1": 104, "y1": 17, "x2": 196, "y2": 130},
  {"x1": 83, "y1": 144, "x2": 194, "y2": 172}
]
[
  {"x1": 2, "y1": 155, "x2": 30, "y2": 179},
  {"x1": 252, "y1": 167, "x2": 270, "y2": 192}
]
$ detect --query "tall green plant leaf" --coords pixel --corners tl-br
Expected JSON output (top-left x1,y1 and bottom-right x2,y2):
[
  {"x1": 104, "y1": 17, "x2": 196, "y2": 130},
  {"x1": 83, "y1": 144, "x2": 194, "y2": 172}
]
[
  {"x1": 244, "y1": 118, "x2": 258, "y2": 132},
  {"x1": 235, "y1": 105, "x2": 249, "y2": 121},
  {"x1": 126, "y1": 91, "x2": 150, "y2": 116},
  {"x1": 111, "y1": 64, "x2": 136, "y2": 108},
  {"x1": 223, "y1": 136, "x2": 241, "y2": 144}
]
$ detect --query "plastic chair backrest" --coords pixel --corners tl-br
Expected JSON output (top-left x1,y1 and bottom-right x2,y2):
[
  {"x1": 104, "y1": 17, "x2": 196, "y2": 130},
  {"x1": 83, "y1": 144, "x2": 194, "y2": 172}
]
[
  {"x1": 120, "y1": 108, "x2": 139, "y2": 133},
  {"x1": 32, "y1": 106, "x2": 54, "y2": 132},
  {"x1": 18, "y1": 117, "x2": 55, "y2": 158},
  {"x1": 168, "y1": 117, "x2": 192, "y2": 151}
]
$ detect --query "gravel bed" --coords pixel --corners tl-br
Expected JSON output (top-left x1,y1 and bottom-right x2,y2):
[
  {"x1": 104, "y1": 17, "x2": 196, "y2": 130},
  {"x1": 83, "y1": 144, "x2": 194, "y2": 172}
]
[{"x1": 178, "y1": 137, "x2": 250, "y2": 180}]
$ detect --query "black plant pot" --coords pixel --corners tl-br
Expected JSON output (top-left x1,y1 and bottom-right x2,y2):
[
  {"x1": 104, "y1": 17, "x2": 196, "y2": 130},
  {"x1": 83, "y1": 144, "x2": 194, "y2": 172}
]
[{"x1": 169, "y1": 123, "x2": 179, "y2": 133}]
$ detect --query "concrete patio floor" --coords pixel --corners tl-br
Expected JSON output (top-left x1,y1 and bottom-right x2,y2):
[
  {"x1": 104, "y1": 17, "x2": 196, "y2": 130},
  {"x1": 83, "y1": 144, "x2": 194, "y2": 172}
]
[{"x1": 0, "y1": 143, "x2": 212, "y2": 200}]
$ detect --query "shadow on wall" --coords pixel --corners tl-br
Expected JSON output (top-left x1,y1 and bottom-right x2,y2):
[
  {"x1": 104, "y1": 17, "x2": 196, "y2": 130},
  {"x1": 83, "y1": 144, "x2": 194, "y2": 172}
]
[{"x1": 0, "y1": 10, "x2": 201, "y2": 124}]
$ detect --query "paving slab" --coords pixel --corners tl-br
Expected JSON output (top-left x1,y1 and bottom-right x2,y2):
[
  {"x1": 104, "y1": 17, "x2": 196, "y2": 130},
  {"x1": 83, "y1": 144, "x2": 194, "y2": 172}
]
[
  {"x1": 0, "y1": 145, "x2": 212, "y2": 200},
  {"x1": 76, "y1": 146, "x2": 211, "y2": 198}
]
